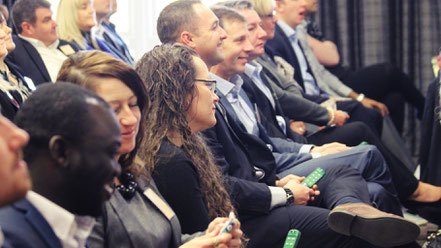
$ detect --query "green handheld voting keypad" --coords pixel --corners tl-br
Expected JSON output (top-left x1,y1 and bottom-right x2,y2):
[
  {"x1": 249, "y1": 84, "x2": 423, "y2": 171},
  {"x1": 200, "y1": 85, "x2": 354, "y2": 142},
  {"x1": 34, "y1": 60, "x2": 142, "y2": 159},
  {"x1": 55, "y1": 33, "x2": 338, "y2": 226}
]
[
  {"x1": 300, "y1": 167, "x2": 325, "y2": 188},
  {"x1": 283, "y1": 229, "x2": 301, "y2": 248}
]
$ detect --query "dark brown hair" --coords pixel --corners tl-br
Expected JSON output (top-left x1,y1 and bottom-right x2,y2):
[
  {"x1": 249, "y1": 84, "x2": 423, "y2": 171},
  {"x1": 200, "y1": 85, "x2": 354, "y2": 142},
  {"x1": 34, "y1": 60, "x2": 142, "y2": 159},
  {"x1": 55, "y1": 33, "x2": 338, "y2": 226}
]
[{"x1": 57, "y1": 50, "x2": 148, "y2": 174}]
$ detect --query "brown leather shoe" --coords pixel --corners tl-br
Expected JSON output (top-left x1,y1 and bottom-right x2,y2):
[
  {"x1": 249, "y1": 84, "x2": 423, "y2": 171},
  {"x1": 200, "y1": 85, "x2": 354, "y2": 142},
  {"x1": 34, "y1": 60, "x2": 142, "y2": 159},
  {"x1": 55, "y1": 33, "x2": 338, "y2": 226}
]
[{"x1": 327, "y1": 203, "x2": 420, "y2": 247}]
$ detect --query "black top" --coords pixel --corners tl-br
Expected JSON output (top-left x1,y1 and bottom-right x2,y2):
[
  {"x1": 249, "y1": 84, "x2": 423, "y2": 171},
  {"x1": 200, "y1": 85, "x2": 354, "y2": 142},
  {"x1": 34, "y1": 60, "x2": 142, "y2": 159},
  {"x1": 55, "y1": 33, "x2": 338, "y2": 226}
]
[{"x1": 152, "y1": 138, "x2": 209, "y2": 234}]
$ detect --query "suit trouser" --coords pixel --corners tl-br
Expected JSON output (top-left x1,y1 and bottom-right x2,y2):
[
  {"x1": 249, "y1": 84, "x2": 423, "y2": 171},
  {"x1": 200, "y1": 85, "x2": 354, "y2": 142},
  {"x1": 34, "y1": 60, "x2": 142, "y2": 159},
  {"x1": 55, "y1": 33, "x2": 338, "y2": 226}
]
[
  {"x1": 241, "y1": 165, "x2": 372, "y2": 248},
  {"x1": 306, "y1": 121, "x2": 419, "y2": 202},
  {"x1": 273, "y1": 145, "x2": 402, "y2": 215},
  {"x1": 336, "y1": 99, "x2": 383, "y2": 137}
]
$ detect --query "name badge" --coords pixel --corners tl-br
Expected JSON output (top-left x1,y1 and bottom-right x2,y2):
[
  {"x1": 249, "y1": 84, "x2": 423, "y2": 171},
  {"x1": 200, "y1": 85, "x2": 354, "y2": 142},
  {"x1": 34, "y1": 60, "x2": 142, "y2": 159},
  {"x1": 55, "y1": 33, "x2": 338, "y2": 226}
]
[
  {"x1": 59, "y1": 45, "x2": 75, "y2": 56},
  {"x1": 144, "y1": 188, "x2": 175, "y2": 220}
]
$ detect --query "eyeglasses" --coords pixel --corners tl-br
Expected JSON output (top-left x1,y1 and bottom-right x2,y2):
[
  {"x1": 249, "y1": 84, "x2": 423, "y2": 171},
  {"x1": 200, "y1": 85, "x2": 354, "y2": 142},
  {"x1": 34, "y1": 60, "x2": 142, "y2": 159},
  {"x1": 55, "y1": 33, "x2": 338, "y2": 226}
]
[{"x1": 195, "y1": 78, "x2": 217, "y2": 93}]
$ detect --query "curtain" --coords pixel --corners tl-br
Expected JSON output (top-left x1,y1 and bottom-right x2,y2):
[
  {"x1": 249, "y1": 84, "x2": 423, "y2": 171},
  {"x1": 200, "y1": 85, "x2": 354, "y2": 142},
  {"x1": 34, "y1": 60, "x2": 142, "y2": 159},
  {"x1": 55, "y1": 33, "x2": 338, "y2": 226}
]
[{"x1": 313, "y1": 0, "x2": 441, "y2": 155}]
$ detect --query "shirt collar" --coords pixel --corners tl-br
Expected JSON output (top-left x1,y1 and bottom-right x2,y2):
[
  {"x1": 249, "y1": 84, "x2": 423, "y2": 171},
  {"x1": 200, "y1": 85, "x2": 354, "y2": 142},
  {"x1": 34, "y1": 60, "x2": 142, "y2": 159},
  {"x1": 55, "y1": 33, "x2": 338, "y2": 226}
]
[
  {"x1": 244, "y1": 61, "x2": 263, "y2": 79},
  {"x1": 26, "y1": 191, "x2": 95, "y2": 246},
  {"x1": 211, "y1": 73, "x2": 244, "y2": 97},
  {"x1": 19, "y1": 34, "x2": 60, "y2": 49},
  {"x1": 277, "y1": 20, "x2": 298, "y2": 41}
]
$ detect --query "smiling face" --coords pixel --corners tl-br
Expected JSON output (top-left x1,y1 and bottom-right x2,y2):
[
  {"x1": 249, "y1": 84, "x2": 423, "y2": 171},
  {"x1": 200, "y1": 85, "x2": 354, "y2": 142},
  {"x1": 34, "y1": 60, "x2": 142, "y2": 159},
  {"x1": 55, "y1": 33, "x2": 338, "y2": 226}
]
[
  {"x1": 214, "y1": 19, "x2": 254, "y2": 80},
  {"x1": 0, "y1": 115, "x2": 31, "y2": 207},
  {"x1": 276, "y1": 0, "x2": 307, "y2": 28},
  {"x1": 66, "y1": 104, "x2": 121, "y2": 216},
  {"x1": 190, "y1": 4, "x2": 228, "y2": 68},
  {"x1": 238, "y1": 8, "x2": 268, "y2": 61},
  {"x1": 186, "y1": 56, "x2": 219, "y2": 134},
  {"x1": 93, "y1": 77, "x2": 141, "y2": 156},
  {"x1": 77, "y1": 0, "x2": 96, "y2": 31}
]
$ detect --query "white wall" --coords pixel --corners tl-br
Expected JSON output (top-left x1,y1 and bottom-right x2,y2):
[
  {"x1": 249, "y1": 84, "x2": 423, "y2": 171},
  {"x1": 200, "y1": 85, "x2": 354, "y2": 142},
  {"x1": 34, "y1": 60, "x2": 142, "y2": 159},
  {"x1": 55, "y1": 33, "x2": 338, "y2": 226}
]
[{"x1": 49, "y1": 0, "x2": 221, "y2": 62}]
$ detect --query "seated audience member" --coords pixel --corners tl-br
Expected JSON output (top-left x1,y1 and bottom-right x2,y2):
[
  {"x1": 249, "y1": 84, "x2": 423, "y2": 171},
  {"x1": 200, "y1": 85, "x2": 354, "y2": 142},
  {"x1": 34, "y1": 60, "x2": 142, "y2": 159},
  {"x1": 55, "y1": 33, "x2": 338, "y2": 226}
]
[
  {"x1": 7, "y1": 0, "x2": 79, "y2": 86},
  {"x1": 157, "y1": 0, "x2": 227, "y2": 69},
  {"x1": 56, "y1": 50, "x2": 242, "y2": 248},
  {"x1": 158, "y1": 3, "x2": 419, "y2": 248},
  {"x1": 0, "y1": 113, "x2": 30, "y2": 206},
  {"x1": 0, "y1": 12, "x2": 31, "y2": 120},
  {"x1": 246, "y1": 0, "x2": 441, "y2": 206},
  {"x1": 56, "y1": 0, "x2": 123, "y2": 61},
  {"x1": 135, "y1": 44, "x2": 241, "y2": 235},
  {"x1": 212, "y1": 2, "x2": 404, "y2": 212},
  {"x1": 93, "y1": 0, "x2": 134, "y2": 64},
  {"x1": 265, "y1": 0, "x2": 388, "y2": 137},
  {"x1": 0, "y1": 113, "x2": 32, "y2": 247},
  {"x1": 0, "y1": 82, "x2": 121, "y2": 248},
  {"x1": 304, "y1": 0, "x2": 425, "y2": 132},
  {"x1": 417, "y1": 75, "x2": 441, "y2": 225}
]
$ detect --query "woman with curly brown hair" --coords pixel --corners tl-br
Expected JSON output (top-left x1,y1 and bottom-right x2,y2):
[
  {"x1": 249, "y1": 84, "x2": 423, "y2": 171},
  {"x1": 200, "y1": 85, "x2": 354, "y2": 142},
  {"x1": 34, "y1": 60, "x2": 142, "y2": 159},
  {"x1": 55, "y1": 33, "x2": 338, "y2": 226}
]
[
  {"x1": 135, "y1": 43, "x2": 237, "y2": 234},
  {"x1": 57, "y1": 50, "x2": 242, "y2": 248}
]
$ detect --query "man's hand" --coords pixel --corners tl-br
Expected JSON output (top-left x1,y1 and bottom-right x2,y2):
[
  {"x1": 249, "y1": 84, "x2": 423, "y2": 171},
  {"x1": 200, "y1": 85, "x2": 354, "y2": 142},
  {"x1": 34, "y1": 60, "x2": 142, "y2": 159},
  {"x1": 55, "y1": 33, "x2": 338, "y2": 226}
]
[
  {"x1": 284, "y1": 180, "x2": 320, "y2": 205},
  {"x1": 361, "y1": 97, "x2": 389, "y2": 116},
  {"x1": 290, "y1": 121, "x2": 306, "y2": 135},
  {"x1": 276, "y1": 174, "x2": 305, "y2": 187},
  {"x1": 180, "y1": 217, "x2": 242, "y2": 248},
  {"x1": 332, "y1": 110, "x2": 349, "y2": 126},
  {"x1": 310, "y1": 142, "x2": 350, "y2": 156}
]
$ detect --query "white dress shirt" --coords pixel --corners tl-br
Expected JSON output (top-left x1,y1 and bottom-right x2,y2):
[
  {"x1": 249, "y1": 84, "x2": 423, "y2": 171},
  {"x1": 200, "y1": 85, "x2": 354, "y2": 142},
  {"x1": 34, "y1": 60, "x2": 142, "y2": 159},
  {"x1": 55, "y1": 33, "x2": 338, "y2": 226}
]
[
  {"x1": 18, "y1": 35, "x2": 68, "y2": 82},
  {"x1": 26, "y1": 191, "x2": 95, "y2": 248}
]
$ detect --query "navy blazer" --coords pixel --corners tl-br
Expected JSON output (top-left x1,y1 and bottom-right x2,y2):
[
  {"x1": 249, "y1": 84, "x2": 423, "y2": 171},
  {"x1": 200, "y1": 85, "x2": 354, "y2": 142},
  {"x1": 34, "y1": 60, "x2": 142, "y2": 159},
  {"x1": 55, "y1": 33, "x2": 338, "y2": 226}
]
[
  {"x1": 0, "y1": 199, "x2": 62, "y2": 248},
  {"x1": 202, "y1": 92, "x2": 279, "y2": 217},
  {"x1": 240, "y1": 72, "x2": 308, "y2": 143},
  {"x1": 6, "y1": 35, "x2": 80, "y2": 86}
]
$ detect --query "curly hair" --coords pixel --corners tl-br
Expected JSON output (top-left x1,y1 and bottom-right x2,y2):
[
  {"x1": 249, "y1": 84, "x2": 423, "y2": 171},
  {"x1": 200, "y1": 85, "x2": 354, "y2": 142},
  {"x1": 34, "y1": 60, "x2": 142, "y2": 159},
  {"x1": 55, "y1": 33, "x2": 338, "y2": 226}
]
[
  {"x1": 57, "y1": 50, "x2": 148, "y2": 175},
  {"x1": 135, "y1": 43, "x2": 236, "y2": 220}
]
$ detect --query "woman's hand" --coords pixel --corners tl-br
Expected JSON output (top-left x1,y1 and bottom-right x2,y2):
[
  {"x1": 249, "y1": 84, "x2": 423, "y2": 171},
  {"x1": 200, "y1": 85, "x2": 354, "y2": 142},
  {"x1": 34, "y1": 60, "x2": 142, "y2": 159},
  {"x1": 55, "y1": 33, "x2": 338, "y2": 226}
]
[{"x1": 180, "y1": 217, "x2": 242, "y2": 248}]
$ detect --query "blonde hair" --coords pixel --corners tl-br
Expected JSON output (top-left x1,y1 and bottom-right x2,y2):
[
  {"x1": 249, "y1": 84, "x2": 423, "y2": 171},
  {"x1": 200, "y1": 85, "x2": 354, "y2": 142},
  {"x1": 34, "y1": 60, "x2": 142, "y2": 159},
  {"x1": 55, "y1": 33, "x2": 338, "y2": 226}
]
[
  {"x1": 57, "y1": 0, "x2": 90, "y2": 49},
  {"x1": 248, "y1": 0, "x2": 275, "y2": 16}
]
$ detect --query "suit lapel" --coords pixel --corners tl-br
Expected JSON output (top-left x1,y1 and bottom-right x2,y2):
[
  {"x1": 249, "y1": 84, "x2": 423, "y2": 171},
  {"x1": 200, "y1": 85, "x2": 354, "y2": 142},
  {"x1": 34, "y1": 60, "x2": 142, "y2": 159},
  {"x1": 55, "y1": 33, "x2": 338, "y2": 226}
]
[
  {"x1": 274, "y1": 25, "x2": 305, "y2": 89},
  {"x1": 14, "y1": 200, "x2": 62, "y2": 248},
  {"x1": 20, "y1": 39, "x2": 51, "y2": 82}
]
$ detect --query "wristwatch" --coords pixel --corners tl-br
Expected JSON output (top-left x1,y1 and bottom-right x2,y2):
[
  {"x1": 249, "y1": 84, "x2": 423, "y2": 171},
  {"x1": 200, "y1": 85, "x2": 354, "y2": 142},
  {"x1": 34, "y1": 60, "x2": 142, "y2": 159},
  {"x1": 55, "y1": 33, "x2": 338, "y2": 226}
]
[{"x1": 284, "y1": 188, "x2": 294, "y2": 206}]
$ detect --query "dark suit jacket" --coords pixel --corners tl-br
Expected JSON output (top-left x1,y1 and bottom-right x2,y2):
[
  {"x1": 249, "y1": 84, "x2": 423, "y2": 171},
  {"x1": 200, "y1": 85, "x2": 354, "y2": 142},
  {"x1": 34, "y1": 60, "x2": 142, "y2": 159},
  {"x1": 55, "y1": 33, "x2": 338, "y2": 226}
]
[
  {"x1": 0, "y1": 199, "x2": 62, "y2": 248},
  {"x1": 0, "y1": 60, "x2": 32, "y2": 120},
  {"x1": 241, "y1": 72, "x2": 307, "y2": 143},
  {"x1": 265, "y1": 24, "x2": 307, "y2": 89},
  {"x1": 202, "y1": 91, "x2": 281, "y2": 217},
  {"x1": 6, "y1": 35, "x2": 80, "y2": 86}
]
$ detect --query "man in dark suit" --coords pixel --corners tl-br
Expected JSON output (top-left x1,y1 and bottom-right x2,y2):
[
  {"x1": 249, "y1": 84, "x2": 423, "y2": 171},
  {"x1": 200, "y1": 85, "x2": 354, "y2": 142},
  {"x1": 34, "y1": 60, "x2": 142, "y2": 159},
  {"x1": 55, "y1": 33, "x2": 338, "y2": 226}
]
[
  {"x1": 202, "y1": 5, "x2": 419, "y2": 248},
  {"x1": 265, "y1": 0, "x2": 388, "y2": 136},
  {"x1": 7, "y1": 0, "x2": 79, "y2": 86},
  {"x1": 0, "y1": 83, "x2": 121, "y2": 248},
  {"x1": 228, "y1": 0, "x2": 433, "y2": 209}
]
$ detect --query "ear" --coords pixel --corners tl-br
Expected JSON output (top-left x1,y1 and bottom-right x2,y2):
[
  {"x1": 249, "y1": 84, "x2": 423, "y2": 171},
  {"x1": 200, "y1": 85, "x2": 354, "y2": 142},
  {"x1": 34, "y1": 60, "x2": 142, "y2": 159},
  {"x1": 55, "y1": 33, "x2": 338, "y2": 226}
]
[
  {"x1": 48, "y1": 135, "x2": 70, "y2": 168},
  {"x1": 180, "y1": 31, "x2": 196, "y2": 49},
  {"x1": 21, "y1": 22, "x2": 32, "y2": 35}
]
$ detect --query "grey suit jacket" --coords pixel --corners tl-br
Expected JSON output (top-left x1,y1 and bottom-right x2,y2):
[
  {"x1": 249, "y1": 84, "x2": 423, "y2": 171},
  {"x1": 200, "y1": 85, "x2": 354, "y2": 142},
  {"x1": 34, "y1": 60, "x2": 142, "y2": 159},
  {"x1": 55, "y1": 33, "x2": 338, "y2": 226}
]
[
  {"x1": 256, "y1": 53, "x2": 330, "y2": 126},
  {"x1": 296, "y1": 21, "x2": 353, "y2": 97},
  {"x1": 88, "y1": 175, "x2": 202, "y2": 248}
]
